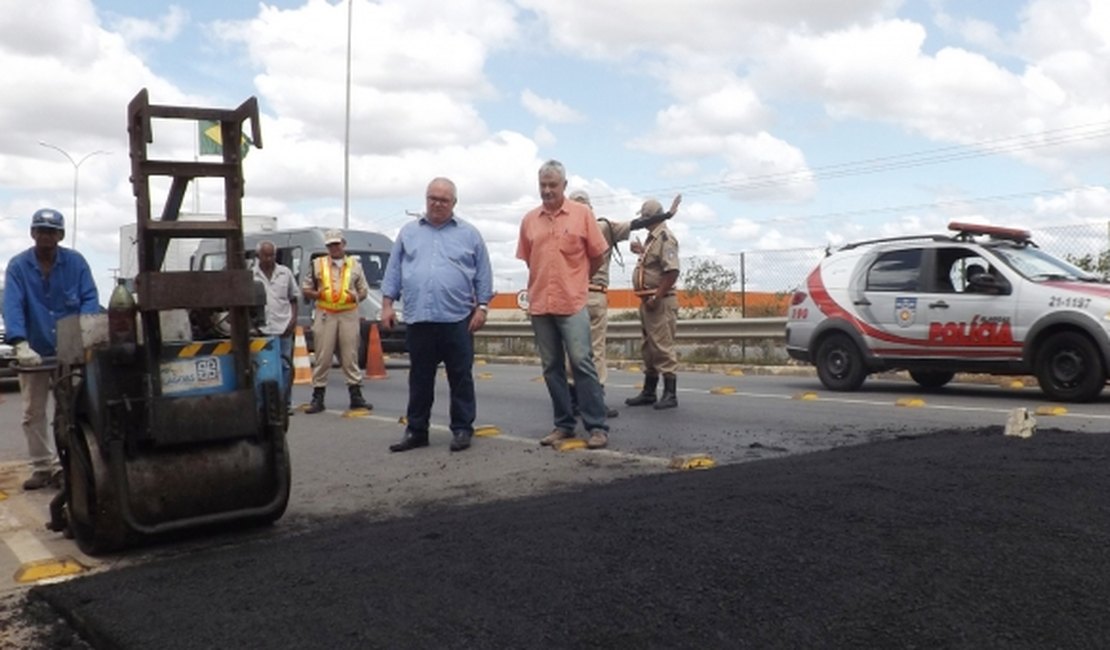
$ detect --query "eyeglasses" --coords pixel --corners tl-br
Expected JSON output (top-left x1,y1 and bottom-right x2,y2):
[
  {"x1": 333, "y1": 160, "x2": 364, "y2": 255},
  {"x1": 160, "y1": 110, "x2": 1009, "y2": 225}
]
[{"x1": 426, "y1": 196, "x2": 454, "y2": 205}]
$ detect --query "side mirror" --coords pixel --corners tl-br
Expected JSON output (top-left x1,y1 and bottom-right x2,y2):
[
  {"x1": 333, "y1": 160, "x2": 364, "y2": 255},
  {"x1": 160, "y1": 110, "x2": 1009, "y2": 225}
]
[{"x1": 969, "y1": 273, "x2": 1008, "y2": 295}]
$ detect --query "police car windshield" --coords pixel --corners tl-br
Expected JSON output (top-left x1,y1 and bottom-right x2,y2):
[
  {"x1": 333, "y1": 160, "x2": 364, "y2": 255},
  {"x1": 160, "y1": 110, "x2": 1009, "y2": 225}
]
[{"x1": 990, "y1": 245, "x2": 1098, "y2": 282}]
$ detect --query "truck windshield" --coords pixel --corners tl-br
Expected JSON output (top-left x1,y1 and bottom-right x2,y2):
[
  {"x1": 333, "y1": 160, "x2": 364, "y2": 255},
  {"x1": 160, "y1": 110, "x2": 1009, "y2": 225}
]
[{"x1": 990, "y1": 245, "x2": 1099, "y2": 282}]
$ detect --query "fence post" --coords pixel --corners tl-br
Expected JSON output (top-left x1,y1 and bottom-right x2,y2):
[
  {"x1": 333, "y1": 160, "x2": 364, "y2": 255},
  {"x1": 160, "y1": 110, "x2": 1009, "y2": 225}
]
[{"x1": 740, "y1": 252, "x2": 747, "y2": 361}]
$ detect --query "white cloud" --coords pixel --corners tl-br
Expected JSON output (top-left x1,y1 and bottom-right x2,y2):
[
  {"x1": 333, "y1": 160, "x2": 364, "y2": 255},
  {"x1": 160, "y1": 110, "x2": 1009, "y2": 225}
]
[
  {"x1": 108, "y1": 5, "x2": 189, "y2": 45},
  {"x1": 520, "y1": 89, "x2": 585, "y2": 124},
  {"x1": 532, "y1": 125, "x2": 557, "y2": 147}
]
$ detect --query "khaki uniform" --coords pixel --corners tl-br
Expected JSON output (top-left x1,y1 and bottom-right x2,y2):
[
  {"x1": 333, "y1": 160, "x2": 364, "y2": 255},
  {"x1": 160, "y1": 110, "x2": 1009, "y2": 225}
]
[
  {"x1": 586, "y1": 218, "x2": 632, "y2": 386},
  {"x1": 632, "y1": 224, "x2": 679, "y2": 376},
  {"x1": 303, "y1": 255, "x2": 369, "y2": 387}
]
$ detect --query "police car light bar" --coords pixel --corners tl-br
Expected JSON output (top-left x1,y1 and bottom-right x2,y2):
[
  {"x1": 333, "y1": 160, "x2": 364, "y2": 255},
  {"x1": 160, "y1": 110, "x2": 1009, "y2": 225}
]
[{"x1": 948, "y1": 221, "x2": 1031, "y2": 242}]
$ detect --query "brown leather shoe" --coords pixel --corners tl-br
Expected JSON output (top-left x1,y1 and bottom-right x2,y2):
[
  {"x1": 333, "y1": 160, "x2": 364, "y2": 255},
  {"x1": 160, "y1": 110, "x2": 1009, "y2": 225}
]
[
  {"x1": 539, "y1": 429, "x2": 574, "y2": 446},
  {"x1": 586, "y1": 430, "x2": 608, "y2": 449}
]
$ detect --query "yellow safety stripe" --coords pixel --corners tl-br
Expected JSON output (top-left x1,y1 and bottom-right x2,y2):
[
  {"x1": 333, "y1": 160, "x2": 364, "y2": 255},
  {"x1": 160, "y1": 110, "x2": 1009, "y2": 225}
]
[{"x1": 173, "y1": 338, "x2": 272, "y2": 358}]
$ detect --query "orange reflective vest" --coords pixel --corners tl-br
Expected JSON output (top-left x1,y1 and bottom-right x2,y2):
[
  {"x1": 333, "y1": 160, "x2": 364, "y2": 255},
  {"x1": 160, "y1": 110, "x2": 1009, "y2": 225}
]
[{"x1": 315, "y1": 256, "x2": 357, "y2": 312}]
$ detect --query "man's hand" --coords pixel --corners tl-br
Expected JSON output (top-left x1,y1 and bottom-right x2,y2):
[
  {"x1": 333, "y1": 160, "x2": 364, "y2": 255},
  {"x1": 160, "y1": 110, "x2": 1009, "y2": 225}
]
[
  {"x1": 15, "y1": 341, "x2": 42, "y2": 367},
  {"x1": 631, "y1": 237, "x2": 644, "y2": 255},
  {"x1": 380, "y1": 304, "x2": 397, "y2": 331},
  {"x1": 468, "y1": 307, "x2": 487, "y2": 333},
  {"x1": 668, "y1": 193, "x2": 682, "y2": 216}
]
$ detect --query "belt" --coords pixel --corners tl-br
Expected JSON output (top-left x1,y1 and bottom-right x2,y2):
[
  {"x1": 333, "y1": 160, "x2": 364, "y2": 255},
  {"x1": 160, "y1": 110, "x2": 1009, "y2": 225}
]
[{"x1": 588, "y1": 284, "x2": 607, "y2": 293}]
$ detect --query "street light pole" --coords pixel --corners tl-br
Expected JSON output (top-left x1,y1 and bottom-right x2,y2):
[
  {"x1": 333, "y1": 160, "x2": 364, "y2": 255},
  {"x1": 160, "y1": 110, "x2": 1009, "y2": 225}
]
[
  {"x1": 343, "y1": 0, "x2": 353, "y2": 230},
  {"x1": 38, "y1": 141, "x2": 109, "y2": 251}
]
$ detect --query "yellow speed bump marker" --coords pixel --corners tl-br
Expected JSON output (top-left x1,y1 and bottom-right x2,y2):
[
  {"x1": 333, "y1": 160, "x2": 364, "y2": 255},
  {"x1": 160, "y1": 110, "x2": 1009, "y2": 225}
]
[
  {"x1": 475, "y1": 359, "x2": 487, "y2": 366},
  {"x1": 669, "y1": 454, "x2": 717, "y2": 470},
  {"x1": 398, "y1": 415, "x2": 408, "y2": 425},
  {"x1": 895, "y1": 397, "x2": 926, "y2": 408},
  {"x1": 792, "y1": 391, "x2": 819, "y2": 401},
  {"x1": 710, "y1": 386, "x2": 736, "y2": 395},
  {"x1": 531, "y1": 376, "x2": 544, "y2": 382},
  {"x1": 727, "y1": 368, "x2": 745, "y2": 377},
  {"x1": 477, "y1": 372, "x2": 494, "y2": 380},
  {"x1": 16, "y1": 557, "x2": 86, "y2": 584},
  {"x1": 1034, "y1": 405, "x2": 1068, "y2": 416},
  {"x1": 474, "y1": 425, "x2": 501, "y2": 437},
  {"x1": 342, "y1": 408, "x2": 372, "y2": 418},
  {"x1": 627, "y1": 364, "x2": 641, "y2": 373},
  {"x1": 554, "y1": 438, "x2": 587, "y2": 452},
  {"x1": 1005, "y1": 379, "x2": 1026, "y2": 389}
]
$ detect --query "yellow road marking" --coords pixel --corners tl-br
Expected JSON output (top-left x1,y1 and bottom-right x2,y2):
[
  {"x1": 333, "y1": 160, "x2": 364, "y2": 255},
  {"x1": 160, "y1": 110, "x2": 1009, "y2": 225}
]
[
  {"x1": 554, "y1": 438, "x2": 587, "y2": 452},
  {"x1": 895, "y1": 397, "x2": 926, "y2": 407},
  {"x1": 710, "y1": 386, "x2": 736, "y2": 395},
  {"x1": 793, "y1": 391, "x2": 819, "y2": 400},
  {"x1": 669, "y1": 454, "x2": 717, "y2": 470},
  {"x1": 474, "y1": 425, "x2": 501, "y2": 437},
  {"x1": 16, "y1": 557, "x2": 86, "y2": 584},
  {"x1": 1034, "y1": 405, "x2": 1068, "y2": 416}
]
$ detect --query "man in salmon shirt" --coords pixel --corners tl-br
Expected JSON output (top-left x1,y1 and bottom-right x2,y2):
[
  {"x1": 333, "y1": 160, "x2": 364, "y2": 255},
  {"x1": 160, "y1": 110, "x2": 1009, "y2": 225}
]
[{"x1": 516, "y1": 160, "x2": 612, "y2": 449}]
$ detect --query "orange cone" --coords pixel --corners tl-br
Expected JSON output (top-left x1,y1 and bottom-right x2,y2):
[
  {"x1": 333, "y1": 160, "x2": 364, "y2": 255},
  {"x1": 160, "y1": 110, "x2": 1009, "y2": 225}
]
[
  {"x1": 365, "y1": 322, "x2": 387, "y2": 379},
  {"x1": 293, "y1": 326, "x2": 312, "y2": 385}
]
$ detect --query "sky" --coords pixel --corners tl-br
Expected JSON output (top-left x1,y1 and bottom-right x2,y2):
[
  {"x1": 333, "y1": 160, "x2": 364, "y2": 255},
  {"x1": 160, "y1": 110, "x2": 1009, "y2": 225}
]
[{"x1": 2, "y1": 0, "x2": 1110, "y2": 301}]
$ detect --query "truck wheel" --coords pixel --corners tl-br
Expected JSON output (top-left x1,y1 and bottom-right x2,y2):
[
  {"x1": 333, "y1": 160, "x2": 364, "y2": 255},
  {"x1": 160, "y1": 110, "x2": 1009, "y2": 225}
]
[
  {"x1": 909, "y1": 370, "x2": 955, "y2": 389},
  {"x1": 815, "y1": 333, "x2": 866, "y2": 392},
  {"x1": 1034, "y1": 331, "x2": 1105, "y2": 403}
]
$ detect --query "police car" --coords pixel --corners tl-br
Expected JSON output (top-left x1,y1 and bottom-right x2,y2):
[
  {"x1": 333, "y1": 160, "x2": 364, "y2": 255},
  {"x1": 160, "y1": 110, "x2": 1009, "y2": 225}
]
[{"x1": 786, "y1": 222, "x2": 1110, "y2": 402}]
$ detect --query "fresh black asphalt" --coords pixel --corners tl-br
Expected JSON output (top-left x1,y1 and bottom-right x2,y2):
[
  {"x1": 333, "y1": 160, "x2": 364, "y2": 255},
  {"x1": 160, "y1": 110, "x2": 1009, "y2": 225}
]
[{"x1": 28, "y1": 427, "x2": 1110, "y2": 649}]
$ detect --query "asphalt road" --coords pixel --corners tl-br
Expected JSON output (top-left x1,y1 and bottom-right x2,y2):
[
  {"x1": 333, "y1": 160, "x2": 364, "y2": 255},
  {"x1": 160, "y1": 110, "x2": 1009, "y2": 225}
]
[
  {"x1": 4, "y1": 362, "x2": 1110, "y2": 647},
  {"x1": 27, "y1": 426, "x2": 1110, "y2": 649}
]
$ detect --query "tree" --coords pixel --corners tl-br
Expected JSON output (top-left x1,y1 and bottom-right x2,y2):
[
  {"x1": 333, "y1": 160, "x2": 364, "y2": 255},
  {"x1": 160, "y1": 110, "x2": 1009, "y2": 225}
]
[
  {"x1": 681, "y1": 258, "x2": 738, "y2": 319},
  {"x1": 1066, "y1": 251, "x2": 1110, "y2": 280}
]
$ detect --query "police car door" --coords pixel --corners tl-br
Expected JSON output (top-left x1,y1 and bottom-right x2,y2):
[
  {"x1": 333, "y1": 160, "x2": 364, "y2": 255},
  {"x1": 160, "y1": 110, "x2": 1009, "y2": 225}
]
[
  {"x1": 924, "y1": 247, "x2": 1018, "y2": 360},
  {"x1": 857, "y1": 247, "x2": 931, "y2": 359}
]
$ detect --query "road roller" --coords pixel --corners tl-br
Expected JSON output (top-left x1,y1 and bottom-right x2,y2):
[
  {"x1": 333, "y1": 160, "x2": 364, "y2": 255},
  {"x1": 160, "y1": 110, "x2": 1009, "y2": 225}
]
[{"x1": 47, "y1": 89, "x2": 291, "y2": 554}]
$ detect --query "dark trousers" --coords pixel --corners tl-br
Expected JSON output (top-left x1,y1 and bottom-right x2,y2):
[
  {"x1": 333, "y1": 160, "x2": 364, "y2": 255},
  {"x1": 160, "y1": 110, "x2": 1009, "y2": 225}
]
[{"x1": 405, "y1": 319, "x2": 476, "y2": 437}]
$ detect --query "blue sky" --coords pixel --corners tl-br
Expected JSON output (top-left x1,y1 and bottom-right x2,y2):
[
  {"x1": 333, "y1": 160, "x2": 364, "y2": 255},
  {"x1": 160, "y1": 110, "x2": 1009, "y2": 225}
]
[{"x1": 2, "y1": 0, "x2": 1109, "y2": 299}]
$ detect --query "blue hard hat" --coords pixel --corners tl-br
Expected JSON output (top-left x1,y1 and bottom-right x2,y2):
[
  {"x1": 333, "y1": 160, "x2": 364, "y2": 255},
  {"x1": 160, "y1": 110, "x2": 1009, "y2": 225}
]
[{"x1": 31, "y1": 208, "x2": 65, "y2": 230}]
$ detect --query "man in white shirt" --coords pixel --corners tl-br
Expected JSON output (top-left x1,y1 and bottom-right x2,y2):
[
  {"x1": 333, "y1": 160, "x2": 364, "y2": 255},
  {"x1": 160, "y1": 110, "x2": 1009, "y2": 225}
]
[{"x1": 253, "y1": 240, "x2": 299, "y2": 413}]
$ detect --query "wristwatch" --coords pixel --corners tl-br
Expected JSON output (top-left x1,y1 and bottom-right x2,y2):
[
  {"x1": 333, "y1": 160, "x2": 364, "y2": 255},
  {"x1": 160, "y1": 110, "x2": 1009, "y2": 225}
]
[{"x1": 477, "y1": 304, "x2": 489, "y2": 313}]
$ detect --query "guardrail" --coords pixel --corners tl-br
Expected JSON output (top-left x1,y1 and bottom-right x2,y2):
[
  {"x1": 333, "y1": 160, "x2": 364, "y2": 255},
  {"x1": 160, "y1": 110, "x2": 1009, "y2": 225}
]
[{"x1": 477, "y1": 317, "x2": 788, "y2": 342}]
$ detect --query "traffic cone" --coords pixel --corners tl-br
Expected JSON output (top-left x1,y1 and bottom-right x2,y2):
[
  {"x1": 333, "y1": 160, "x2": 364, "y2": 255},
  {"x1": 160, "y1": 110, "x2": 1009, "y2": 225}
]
[
  {"x1": 293, "y1": 326, "x2": 312, "y2": 385},
  {"x1": 365, "y1": 322, "x2": 388, "y2": 379}
]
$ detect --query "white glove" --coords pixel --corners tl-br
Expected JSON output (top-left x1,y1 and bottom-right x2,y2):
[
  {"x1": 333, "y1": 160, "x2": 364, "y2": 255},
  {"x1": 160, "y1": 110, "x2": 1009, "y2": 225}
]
[{"x1": 14, "y1": 341, "x2": 42, "y2": 367}]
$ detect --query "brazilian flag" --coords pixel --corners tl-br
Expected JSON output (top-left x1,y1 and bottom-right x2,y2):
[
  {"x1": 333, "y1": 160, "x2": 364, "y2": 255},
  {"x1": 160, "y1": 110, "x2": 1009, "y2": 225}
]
[{"x1": 198, "y1": 120, "x2": 252, "y2": 158}]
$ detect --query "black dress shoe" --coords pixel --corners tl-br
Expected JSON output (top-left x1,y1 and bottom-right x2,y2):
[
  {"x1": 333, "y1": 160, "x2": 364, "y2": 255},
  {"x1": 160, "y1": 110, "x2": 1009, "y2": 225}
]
[
  {"x1": 390, "y1": 432, "x2": 429, "y2": 452},
  {"x1": 450, "y1": 431, "x2": 472, "y2": 452}
]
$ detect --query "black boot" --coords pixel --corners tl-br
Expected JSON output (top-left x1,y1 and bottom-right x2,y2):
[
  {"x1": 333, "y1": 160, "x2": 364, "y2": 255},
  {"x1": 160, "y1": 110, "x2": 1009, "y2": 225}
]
[
  {"x1": 654, "y1": 375, "x2": 678, "y2": 410},
  {"x1": 305, "y1": 387, "x2": 326, "y2": 414},
  {"x1": 348, "y1": 384, "x2": 371, "y2": 410},
  {"x1": 625, "y1": 375, "x2": 659, "y2": 406}
]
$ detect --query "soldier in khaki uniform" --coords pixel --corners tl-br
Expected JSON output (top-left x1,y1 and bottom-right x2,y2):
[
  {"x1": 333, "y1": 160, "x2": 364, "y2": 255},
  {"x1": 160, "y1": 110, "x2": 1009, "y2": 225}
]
[
  {"x1": 626, "y1": 199, "x2": 681, "y2": 410},
  {"x1": 568, "y1": 190, "x2": 680, "y2": 417},
  {"x1": 301, "y1": 229, "x2": 371, "y2": 413}
]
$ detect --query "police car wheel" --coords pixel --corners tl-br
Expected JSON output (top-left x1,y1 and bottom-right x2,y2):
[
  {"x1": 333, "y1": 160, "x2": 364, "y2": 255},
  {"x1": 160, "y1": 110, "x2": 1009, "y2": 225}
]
[
  {"x1": 815, "y1": 332, "x2": 866, "y2": 392},
  {"x1": 1034, "y1": 331, "x2": 1104, "y2": 403},
  {"x1": 908, "y1": 370, "x2": 955, "y2": 390}
]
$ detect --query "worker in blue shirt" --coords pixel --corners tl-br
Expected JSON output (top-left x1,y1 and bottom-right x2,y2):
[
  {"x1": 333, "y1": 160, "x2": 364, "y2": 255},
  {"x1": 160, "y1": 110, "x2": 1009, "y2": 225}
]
[
  {"x1": 3, "y1": 208, "x2": 100, "y2": 490},
  {"x1": 380, "y1": 177, "x2": 494, "y2": 453}
]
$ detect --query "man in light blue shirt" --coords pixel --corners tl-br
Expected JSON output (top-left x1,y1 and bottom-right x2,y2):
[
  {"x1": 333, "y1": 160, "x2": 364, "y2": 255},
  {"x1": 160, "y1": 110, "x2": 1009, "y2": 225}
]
[
  {"x1": 3, "y1": 208, "x2": 100, "y2": 490},
  {"x1": 381, "y1": 177, "x2": 493, "y2": 452}
]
